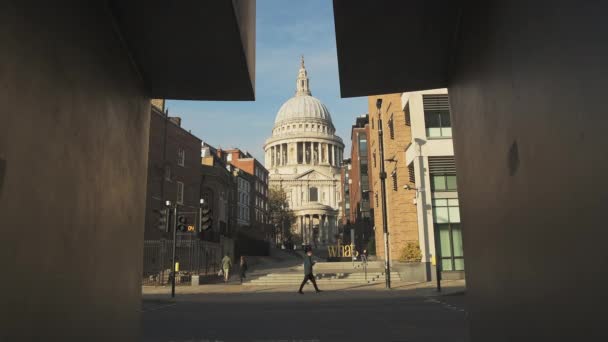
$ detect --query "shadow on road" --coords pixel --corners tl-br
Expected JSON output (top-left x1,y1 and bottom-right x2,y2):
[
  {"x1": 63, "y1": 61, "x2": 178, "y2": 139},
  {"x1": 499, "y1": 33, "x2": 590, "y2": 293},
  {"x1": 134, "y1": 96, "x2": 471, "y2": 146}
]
[{"x1": 141, "y1": 282, "x2": 469, "y2": 342}]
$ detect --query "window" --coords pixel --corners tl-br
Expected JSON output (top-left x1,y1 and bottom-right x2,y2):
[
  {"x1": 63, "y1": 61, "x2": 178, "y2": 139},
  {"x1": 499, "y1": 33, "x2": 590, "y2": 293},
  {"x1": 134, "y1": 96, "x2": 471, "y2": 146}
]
[
  {"x1": 388, "y1": 114, "x2": 395, "y2": 139},
  {"x1": 404, "y1": 103, "x2": 411, "y2": 126},
  {"x1": 432, "y1": 199, "x2": 463, "y2": 271},
  {"x1": 177, "y1": 147, "x2": 185, "y2": 166},
  {"x1": 309, "y1": 187, "x2": 318, "y2": 202},
  {"x1": 408, "y1": 163, "x2": 415, "y2": 184},
  {"x1": 176, "y1": 181, "x2": 184, "y2": 204},
  {"x1": 391, "y1": 170, "x2": 398, "y2": 191},
  {"x1": 424, "y1": 111, "x2": 451, "y2": 138},
  {"x1": 373, "y1": 151, "x2": 377, "y2": 168},
  {"x1": 431, "y1": 174, "x2": 458, "y2": 192},
  {"x1": 358, "y1": 134, "x2": 368, "y2": 157}
]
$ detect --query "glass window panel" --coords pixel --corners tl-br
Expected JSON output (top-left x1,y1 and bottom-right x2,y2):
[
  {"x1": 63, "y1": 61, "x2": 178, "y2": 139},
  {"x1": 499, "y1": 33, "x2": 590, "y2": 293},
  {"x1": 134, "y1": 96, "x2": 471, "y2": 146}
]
[
  {"x1": 432, "y1": 175, "x2": 446, "y2": 191},
  {"x1": 441, "y1": 127, "x2": 453, "y2": 137},
  {"x1": 448, "y1": 206, "x2": 461, "y2": 223},
  {"x1": 434, "y1": 207, "x2": 450, "y2": 223},
  {"x1": 451, "y1": 224, "x2": 464, "y2": 256},
  {"x1": 438, "y1": 225, "x2": 452, "y2": 257},
  {"x1": 359, "y1": 137, "x2": 368, "y2": 156},
  {"x1": 427, "y1": 127, "x2": 442, "y2": 137},
  {"x1": 454, "y1": 258, "x2": 465, "y2": 271},
  {"x1": 447, "y1": 198, "x2": 459, "y2": 206},
  {"x1": 442, "y1": 259, "x2": 453, "y2": 271},
  {"x1": 446, "y1": 175, "x2": 457, "y2": 190},
  {"x1": 441, "y1": 112, "x2": 451, "y2": 127},
  {"x1": 425, "y1": 112, "x2": 440, "y2": 127},
  {"x1": 433, "y1": 199, "x2": 448, "y2": 207}
]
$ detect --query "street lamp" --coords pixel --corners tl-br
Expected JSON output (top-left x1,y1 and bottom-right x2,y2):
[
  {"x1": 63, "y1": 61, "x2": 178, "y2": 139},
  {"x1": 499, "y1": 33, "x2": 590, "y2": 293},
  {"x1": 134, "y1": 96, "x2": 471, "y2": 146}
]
[
  {"x1": 376, "y1": 98, "x2": 391, "y2": 289},
  {"x1": 164, "y1": 199, "x2": 178, "y2": 298}
]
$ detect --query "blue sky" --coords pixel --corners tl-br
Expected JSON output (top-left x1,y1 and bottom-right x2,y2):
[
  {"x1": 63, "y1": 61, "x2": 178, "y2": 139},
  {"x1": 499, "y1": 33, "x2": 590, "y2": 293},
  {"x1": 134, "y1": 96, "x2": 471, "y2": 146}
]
[{"x1": 166, "y1": 0, "x2": 367, "y2": 161}]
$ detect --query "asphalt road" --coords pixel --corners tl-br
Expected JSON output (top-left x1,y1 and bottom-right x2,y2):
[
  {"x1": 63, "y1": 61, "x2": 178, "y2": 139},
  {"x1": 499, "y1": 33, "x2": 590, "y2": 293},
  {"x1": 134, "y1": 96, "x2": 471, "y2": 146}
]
[{"x1": 141, "y1": 286, "x2": 468, "y2": 342}]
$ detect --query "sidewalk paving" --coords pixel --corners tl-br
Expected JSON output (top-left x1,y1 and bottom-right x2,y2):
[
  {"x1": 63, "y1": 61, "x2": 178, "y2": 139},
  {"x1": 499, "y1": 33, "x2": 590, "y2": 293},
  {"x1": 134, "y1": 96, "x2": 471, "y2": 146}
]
[{"x1": 142, "y1": 279, "x2": 465, "y2": 298}]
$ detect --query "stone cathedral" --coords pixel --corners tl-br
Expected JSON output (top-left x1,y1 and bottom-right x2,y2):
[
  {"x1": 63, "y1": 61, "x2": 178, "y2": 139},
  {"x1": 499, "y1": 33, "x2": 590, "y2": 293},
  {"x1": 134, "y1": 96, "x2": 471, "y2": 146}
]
[{"x1": 264, "y1": 57, "x2": 345, "y2": 247}]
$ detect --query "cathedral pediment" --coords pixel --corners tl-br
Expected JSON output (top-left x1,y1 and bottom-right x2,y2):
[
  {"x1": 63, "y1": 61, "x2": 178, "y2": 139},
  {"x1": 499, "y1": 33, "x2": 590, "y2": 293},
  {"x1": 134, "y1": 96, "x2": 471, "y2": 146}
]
[{"x1": 293, "y1": 169, "x2": 331, "y2": 181}]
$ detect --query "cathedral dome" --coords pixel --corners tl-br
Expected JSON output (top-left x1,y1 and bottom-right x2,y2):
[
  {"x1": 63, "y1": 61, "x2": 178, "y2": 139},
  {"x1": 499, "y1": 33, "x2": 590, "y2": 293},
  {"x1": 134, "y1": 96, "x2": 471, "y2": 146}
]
[
  {"x1": 274, "y1": 95, "x2": 332, "y2": 125},
  {"x1": 273, "y1": 56, "x2": 334, "y2": 129}
]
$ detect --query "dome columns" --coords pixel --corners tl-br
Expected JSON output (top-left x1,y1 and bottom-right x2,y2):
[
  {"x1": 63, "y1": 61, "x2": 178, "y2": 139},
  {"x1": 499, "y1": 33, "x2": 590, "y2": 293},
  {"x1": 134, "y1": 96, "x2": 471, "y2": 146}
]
[{"x1": 267, "y1": 140, "x2": 343, "y2": 168}]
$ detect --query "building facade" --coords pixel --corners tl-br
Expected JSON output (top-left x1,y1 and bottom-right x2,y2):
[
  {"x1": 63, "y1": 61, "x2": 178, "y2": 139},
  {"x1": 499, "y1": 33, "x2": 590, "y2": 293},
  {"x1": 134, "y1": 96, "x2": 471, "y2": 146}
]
[
  {"x1": 346, "y1": 115, "x2": 374, "y2": 251},
  {"x1": 368, "y1": 89, "x2": 463, "y2": 279},
  {"x1": 144, "y1": 104, "x2": 203, "y2": 240},
  {"x1": 403, "y1": 89, "x2": 463, "y2": 276},
  {"x1": 235, "y1": 169, "x2": 253, "y2": 228},
  {"x1": 222, "y1": 148, "x2": 270, "y2": 238},
  {"x1": 368, "y1": 93, "x2": 419, "y2": 263},
  {"x1": 201, "y1": 143, "x2": 237, "y2": 257},
  {"x1": 264, "y1": 58, "x2": 345, "y2": 247},
  {"x1": 340, "y1": 158, "x2": 352, "y2": 227}
]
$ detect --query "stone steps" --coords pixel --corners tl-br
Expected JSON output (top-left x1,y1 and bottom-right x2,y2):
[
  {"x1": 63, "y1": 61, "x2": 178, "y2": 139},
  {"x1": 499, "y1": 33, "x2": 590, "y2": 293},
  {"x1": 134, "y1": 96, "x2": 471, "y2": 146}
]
[{"x1": 244, "y1": 271, "x2": 401, "y2": 285}]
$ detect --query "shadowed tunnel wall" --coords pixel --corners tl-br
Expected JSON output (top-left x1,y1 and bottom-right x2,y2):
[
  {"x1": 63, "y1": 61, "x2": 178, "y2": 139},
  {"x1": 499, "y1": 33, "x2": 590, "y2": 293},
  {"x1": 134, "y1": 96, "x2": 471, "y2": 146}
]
[
  {"x1": 448, "y1": 1, "x2": 608, "y2": 340},
  {"x1": 0, "y1": 2, "x2": 149, "y2": 340}
]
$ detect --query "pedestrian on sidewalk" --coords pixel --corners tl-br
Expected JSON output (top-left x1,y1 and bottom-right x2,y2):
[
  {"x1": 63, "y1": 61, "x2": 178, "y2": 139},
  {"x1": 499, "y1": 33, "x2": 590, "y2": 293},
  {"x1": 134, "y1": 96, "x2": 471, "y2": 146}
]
[
  {"x1": 239, "y1": 256, "x2": 248, "y2": 284},
  {"x1": 221, "y1": 254, "x2": 232, "y2": 283},
  {"x1": 298, "y1": 248, "x2": 321, "y2": 294}
]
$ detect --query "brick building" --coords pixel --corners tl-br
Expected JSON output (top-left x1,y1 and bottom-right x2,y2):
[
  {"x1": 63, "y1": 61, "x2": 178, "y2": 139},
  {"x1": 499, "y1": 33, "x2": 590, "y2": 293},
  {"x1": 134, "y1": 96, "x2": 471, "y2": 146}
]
[
  {"x1": 339, "y1": 158, "x2": 351, "y2": 227},
  {"x1": 222, "y1": 148, "x2": 270, "y2": 238},
  {"x1": 368, "y1": 90, "x2": 463, "y2": 281},
  {"x1": 144, "y1": 103, "x2": 202, "y2": 240},
  {"x1": 346, "y1": 115, "x2": 374, "y2": 251},
  {"x1": 367, "y1": 93, "x2": 418, "y2": 262}
]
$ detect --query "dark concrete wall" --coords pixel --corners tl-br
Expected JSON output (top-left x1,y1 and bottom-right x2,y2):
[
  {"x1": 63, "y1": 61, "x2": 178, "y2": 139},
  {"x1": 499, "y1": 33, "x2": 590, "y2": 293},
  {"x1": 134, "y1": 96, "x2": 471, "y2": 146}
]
[
  {"x1": 0, "y1": 2, "x2": 149, "y2": 340},
  {"x1": 448, "y1": 1, "x2": 608, "y2": 340}
]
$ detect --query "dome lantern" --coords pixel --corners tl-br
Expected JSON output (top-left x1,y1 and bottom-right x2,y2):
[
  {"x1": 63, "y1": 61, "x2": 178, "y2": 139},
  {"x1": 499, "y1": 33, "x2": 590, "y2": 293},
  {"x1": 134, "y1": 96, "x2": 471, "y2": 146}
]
[{"x1": 273, "y1": 57, "x2": 334, "y2": 130}]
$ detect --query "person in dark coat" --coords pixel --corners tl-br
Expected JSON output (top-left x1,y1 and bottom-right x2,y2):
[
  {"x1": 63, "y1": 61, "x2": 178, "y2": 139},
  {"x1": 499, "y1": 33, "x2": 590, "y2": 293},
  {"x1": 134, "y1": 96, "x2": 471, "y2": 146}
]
[
  {"x1": 239, "y1": 256, "x2": 248, "y2": 284},
  {"x1": 298, "y1": 248, "x2": 321, "y2": 294}
]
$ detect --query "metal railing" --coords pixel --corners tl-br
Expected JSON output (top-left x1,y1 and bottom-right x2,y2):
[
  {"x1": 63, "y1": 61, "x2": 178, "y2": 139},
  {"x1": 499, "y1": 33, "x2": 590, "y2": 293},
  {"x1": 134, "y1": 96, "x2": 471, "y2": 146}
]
[{"x1": 142, "y1": 239, "x2": 221, "y2": 286}]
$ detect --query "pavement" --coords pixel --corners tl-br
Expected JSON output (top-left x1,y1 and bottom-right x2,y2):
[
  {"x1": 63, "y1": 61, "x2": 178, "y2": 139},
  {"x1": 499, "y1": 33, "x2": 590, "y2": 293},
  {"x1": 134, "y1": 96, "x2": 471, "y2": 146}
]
[{"x1": 141, "y1": 280, "x2": 468, "y2": 342}]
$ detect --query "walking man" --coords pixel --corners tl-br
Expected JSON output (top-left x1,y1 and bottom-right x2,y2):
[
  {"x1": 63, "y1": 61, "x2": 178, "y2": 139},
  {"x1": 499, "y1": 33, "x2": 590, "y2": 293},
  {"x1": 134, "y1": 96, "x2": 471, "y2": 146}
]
[
  {"x1": 298, "y1": 248, "x2": 321, "y2": 294},
  {"x1": 221, "y1": 254, "x2": 232, "y2": 283},
  {"x1": 239, "y1": 256, "x2": 248, "y2": 284}
]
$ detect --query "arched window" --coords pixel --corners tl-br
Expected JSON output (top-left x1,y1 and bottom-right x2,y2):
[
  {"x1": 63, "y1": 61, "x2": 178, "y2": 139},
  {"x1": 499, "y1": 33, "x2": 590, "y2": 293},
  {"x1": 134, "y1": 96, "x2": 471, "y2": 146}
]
[{"x1": 309, "y1": 187, "x2": 318, "y2": 202}]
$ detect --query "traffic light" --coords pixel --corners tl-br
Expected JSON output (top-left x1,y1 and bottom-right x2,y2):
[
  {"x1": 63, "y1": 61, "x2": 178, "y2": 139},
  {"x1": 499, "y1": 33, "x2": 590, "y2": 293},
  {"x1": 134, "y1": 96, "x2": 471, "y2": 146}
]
[
  {"x1": 200, "y1": 205, "x2": 213, "y2": 231},
  {"x1": 158, "y1": 208, "x2": 169, "y2": 232},
  {"x1": 177, "y1": 215, "x2": 187, "y2": 232}
]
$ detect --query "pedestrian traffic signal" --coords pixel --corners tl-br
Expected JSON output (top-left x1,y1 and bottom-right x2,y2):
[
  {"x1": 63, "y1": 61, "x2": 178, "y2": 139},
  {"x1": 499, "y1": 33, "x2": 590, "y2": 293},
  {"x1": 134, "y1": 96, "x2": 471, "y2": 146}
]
[
  {"x1": 200, "y1": 205, "x2": 213, "y2": 231},
  {"x1": 158, "y1": 208, "x2": 169, "y2": 232},
  {"x1": 177, "y1": 215, "x2": 188, "y2": 232}
]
